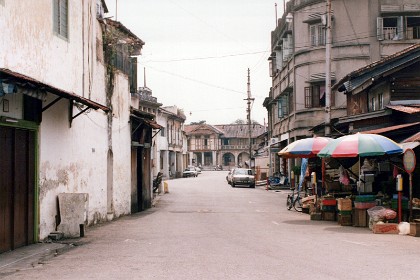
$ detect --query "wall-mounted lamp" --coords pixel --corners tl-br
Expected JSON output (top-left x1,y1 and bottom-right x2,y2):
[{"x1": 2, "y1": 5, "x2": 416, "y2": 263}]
[{"x1": 285, "y1": 13, "x2": 293, "y2": 23}]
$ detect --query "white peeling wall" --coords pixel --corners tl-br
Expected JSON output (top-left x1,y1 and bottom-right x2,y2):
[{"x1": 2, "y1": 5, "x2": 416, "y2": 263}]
[
  {"x1": 109, "y1": 74, "x2": 132, "y2": 217},
  {"x1": 1, "y1": 1, "x2": 132, "y2": 239},
  {"x1": 39, "y1": 100, "x2": 109, "y2": 238}
]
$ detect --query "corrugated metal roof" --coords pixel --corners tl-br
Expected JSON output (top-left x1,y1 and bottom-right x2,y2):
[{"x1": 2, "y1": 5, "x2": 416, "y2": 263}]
[
  {"x1": 386, "y1": 104, "x2": 420, "y2": 114},
  {"x1": 403, "y1": 132, "x2": 420, "y2": 143},
  {"x1": 334, "y1": 44, "x2": 420, "y2": 92},
  {"x1": 360, "y1": 122, "x2": 420, "y2": 134},
  {"x1": 184, "y1": 124, "x2": 266, "y2": 138},
  {"x1": 184, "y1": 124, "x2": 224, "y2": 135},
  {"x1": 215, "y1": 124, "x2": 266, "y2": 138},
  {"x1": 0, "y1": 68, "x2": 109, "y2": 112},
  {"x1": 400, "y1": 141, "x2": 420, "y2": 152},
  {"x1": 105, "y1": 19, "x2": 145, "y2": 46}
]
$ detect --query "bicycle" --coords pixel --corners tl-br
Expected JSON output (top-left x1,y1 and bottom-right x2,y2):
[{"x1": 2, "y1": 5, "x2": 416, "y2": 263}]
[{"x1": 286, "y1": 187, "x2": 302, "y2": 212}]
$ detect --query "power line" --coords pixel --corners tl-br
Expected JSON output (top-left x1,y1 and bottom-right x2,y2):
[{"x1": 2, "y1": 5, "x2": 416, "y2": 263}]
[
  {"x1": 141, "y1": 63, "x2": 268, "y2": 98},
  {"x1": 144, "y1": 50, "x2": 269, "y2": 63}
]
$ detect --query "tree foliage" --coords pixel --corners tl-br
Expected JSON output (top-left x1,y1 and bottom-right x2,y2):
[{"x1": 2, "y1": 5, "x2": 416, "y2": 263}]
[
  {"x1": 232, "y1": 119, "x2": 260, "y2": 125},
  {"x1": 190, "y1": 120, "x2": 206, "y2": 125}
]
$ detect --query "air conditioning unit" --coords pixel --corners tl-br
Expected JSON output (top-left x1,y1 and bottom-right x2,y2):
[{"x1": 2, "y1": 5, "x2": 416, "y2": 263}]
[{"x1": 269, "y1": 138, "x2": 279, "y2": 145}]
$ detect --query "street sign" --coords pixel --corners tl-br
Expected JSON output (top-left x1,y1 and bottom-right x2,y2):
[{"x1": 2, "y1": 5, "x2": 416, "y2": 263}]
[{"x1": 403, "y1": 149, "x2": 416, "y2": 174}]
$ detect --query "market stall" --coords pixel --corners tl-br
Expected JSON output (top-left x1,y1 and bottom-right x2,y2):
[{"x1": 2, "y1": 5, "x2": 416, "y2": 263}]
[{"x1": 317, "y1": 133, "x2": 404, "y2": 228}]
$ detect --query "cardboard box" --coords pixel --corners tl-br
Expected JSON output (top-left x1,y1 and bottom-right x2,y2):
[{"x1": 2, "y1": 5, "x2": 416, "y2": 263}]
[
  {"x1": 372, "y1": 223, "x2": 399, "y2": 234},
  {"x1": 337, "y1": 198, "x2": 352, "y2": 211}
]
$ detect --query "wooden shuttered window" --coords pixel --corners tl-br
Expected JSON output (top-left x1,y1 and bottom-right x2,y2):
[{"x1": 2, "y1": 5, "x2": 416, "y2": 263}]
[
  {"x1": 305, "y1": 85, "x2": 334, "y2": 108},
  {"x1": 53, "y1": 0, "x2": 68, "y2": 39}
]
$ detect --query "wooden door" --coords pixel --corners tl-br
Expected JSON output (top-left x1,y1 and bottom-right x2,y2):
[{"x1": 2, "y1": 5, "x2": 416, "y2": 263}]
[{"x1": 0, "y1": 126, "x2": 35, "y2": 253}]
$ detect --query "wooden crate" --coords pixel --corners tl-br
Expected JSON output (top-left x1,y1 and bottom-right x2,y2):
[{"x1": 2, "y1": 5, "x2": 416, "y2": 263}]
[
  {"x1": 310, "y1": 213, "x2": 322, "y2": 220},
  {"x1": 337, "y1": 198, "x2": 352, "y2": 211},
  {"x1": 410, "y1": 223, "x2": 420, "y2": 237},
  {"x1": 338, "y1": 214, "x2": 352, "y2": 226},
  {"x1": 322, "y1": 211, "x2": 336, "y2": 221},
  {"x1": 353, "y1": 209, "x2": 368, "y2": 227}
]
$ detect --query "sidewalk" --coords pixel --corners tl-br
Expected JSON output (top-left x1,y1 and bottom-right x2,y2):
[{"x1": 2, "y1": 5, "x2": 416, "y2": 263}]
[
  {"x1": 0, "y1": 241, "x2": 73, "y2": 276},
  {"x1": 1, "y1": 191, "x2": 167, "y2": 277}
]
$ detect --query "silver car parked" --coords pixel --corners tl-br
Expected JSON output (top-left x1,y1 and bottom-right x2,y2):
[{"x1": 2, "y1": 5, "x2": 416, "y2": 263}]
[
  {"x1": 226, "y1": 168, "x2": 236, "y2": 185},
  {"x1": 231, "y1": 168, "x2": 255, "y2": 188}
]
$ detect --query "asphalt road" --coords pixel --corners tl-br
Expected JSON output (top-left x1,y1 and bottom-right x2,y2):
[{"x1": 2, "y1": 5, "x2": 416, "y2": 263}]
[{"x1": 2, "y1": 171, "x2": 420, "y2": 279}]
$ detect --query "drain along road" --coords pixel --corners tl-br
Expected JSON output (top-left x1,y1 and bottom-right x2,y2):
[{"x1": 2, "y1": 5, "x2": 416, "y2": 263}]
[{"x1": 2, "y1": 171, "x2": 420, "y2": 279}]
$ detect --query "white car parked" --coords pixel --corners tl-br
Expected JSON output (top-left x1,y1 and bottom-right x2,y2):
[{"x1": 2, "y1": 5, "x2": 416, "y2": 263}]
[
  {"x1": 231, "y1": 168, "x2": 255, "y2": 188},
  {"x1": 183, "y1": 166, "x2": 198, "y2": 178}
]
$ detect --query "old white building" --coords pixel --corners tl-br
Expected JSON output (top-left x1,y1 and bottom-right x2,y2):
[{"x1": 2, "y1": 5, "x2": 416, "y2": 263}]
[
  {"x1": 0, "y1": 0, "x2": 146, "y2": 252},
  {"x1": 155, "y1": 106, "x2": 187, "y2": 179}
]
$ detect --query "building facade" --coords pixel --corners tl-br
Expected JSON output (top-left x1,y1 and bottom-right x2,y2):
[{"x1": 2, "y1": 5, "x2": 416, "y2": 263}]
[
  {"x1": 185, "y1": 124, "x2": 266, "y2": 169},
  {"x1": 0, "y1": 0, "x2": 148, "y2": 252},
  {"x1": 155, "y1": 106, "x2": 187, "y2": 179},
  {"x1": 265, "y1": 0, "x2": 420, "y2": 176}
]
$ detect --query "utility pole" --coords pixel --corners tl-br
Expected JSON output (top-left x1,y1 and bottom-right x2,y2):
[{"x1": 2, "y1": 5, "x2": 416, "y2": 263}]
[
  {"x1": 325, "y1": 0, "x2": 332, "y2": 136},
  {"x1": 275, "y1": 3, "x2": 278, "y2": 28},
  {"x1": 245, "y1": 68, "x2": 255, "y2": 167},
  {"x1": 115, "y1": 0, "x2": 118, "y2": 21}
]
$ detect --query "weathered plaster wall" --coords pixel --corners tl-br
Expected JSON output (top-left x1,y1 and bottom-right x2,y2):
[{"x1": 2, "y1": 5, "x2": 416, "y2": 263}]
[
  {"x1": 39, "y1": 99, "x2": 108, "y2": 238},
  {"x1": 1, "y1": 1, "x2": 133, "y2": 239},
  {"x1": 110, "y1": 74, "x2": 132, "y2": 217}
]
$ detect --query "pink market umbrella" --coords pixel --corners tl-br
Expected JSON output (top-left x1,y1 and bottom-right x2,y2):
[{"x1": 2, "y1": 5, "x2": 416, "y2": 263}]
[
  {"x1": 317, "y1": 133, "x2": 403, "y2": 158},
  {"x1": 278, "y1": 137, "x2": 333, "y2": 158}
]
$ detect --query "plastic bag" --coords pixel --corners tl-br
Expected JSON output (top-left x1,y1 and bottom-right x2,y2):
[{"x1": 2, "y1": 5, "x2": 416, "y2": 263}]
[
  {"x1": 398, "y1": 222, "x2": 410, "y2": 235},
  {"x1": 338, "y1": 165, "x2": 350, "y2": 186},
  {"x1": 367, "y1": 206, "x2": 387, "y2": 222},
  {"x1": 367, "y1": 206, "x2": 397, "y2": 221}
]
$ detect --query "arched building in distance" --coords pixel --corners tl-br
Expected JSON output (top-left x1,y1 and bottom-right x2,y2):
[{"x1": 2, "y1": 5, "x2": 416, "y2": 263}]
[{"x1": 184, "y1": 123, "x2": 266, "y2": 169}]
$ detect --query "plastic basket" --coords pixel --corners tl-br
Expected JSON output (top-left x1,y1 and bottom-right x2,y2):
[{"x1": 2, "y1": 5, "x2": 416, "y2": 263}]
[
  {"x1": 354, "y1": 201, "x2": 376, "y2": 209},
  {"x1": 355, "y1": 195, "x2": 375, "y2": 202}
]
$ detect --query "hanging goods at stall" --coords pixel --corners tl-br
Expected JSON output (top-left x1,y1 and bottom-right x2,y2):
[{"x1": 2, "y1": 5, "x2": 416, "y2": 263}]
[{"x1": 318, "y1": 133, "x2": 403, "y2": 195}]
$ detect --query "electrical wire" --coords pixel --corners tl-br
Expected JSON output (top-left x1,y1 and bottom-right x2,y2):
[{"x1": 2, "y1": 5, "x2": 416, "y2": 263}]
[
  {"x1": 142, "y1": 63, "x2": 250, "y2": 96},
  {"x1": 144, "y1": 50, "x2": 269, "y2": 63}
]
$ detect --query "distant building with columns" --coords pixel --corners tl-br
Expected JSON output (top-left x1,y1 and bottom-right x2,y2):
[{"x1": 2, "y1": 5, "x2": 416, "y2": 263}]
[{"x1": 184, "y1": 123, "x2": 266, "y2": 169}]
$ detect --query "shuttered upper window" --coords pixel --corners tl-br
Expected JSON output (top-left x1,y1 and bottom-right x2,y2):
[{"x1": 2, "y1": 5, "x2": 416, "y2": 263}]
[{"x1": 53, "y1": 0, "x2": 68, "y2": 39}]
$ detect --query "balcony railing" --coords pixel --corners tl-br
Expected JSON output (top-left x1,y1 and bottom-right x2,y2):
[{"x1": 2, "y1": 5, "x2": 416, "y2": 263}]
[
  {"x1": 221, "y1": 144, "x2": 259, "y2": 150},
  {"x1": 138, "y1": 93, "x2": 158, "y2": 103}
]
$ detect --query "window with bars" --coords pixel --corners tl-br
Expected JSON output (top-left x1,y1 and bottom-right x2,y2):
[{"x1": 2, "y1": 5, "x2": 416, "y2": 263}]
[
  {"x1": 53, "y1": 0, "x2": 68, "y2": 39},
  {"x1": 370, "y1": 96, "x2": 376, "y2": 112},
  {"x1": 304, "y1": 85, "x2": 333, "y2": 108},
  {"x1": 310, "y1": 24, "x2": 326, "y2": 47},
  {"x1": 377, "y1": 16, "x2": 420, "y2": 40},
  {"x1": 378, "y1": 93, "x2": 384, "y2": 109},
  {"x1": 277, "y1": 95, "x2": 289, "y2": 118},
  {"x1": 288, "y1": 91, "x2": 294, "y2": 114}
]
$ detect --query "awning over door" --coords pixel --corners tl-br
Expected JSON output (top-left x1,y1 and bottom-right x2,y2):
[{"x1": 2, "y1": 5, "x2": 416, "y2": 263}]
[{"x1": 0, "y1": 68, "x2": 109, "y2": 112}]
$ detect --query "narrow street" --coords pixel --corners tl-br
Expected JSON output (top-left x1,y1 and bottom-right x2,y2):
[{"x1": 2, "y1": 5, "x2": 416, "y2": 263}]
[{"x1": 2, "y1": 171, "x2": 420, "y2": 280}]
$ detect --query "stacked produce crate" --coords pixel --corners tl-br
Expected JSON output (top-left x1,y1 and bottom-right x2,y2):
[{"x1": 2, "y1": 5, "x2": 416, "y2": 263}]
[
  {"x1": 337, "y1": 198, "x2": 352, "y2": 226},
  {"x1": 353, "y1": 195, "x2": 376, "y2": 227},
  {"x1": 321, "y1": 196, "x2": 337, "y2": 221}
]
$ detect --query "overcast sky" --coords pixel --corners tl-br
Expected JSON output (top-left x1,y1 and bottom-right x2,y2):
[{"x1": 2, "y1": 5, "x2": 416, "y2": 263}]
[{"x1": 106, "y1": 0, "x2": 285, "y2": 125}]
